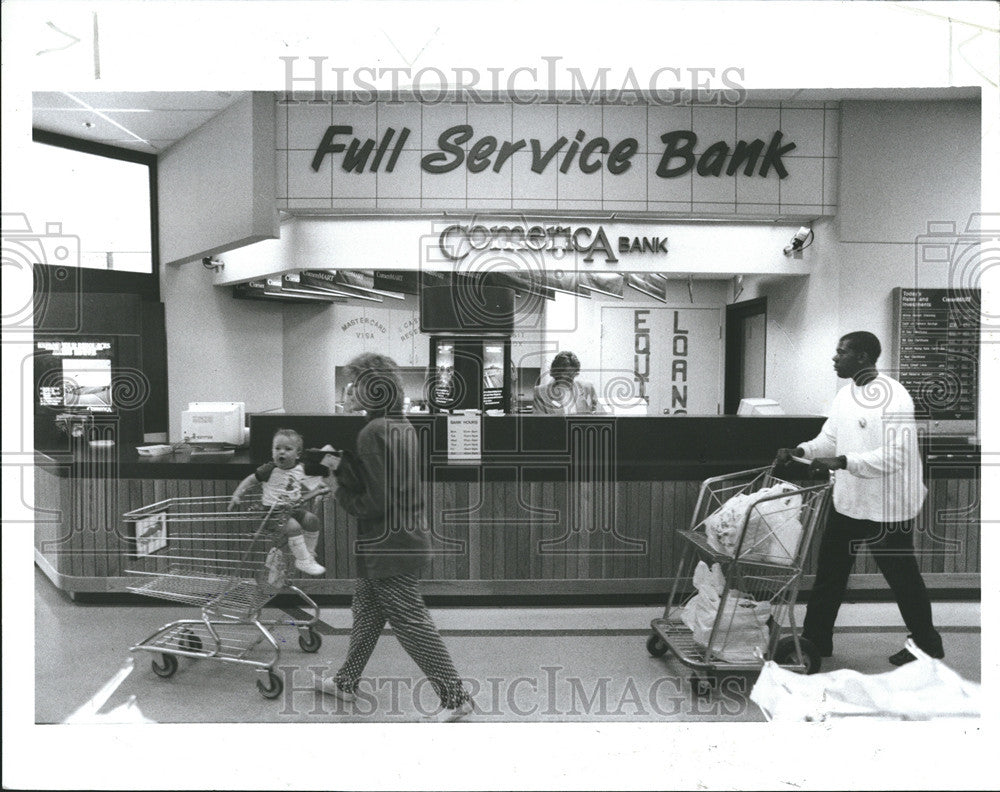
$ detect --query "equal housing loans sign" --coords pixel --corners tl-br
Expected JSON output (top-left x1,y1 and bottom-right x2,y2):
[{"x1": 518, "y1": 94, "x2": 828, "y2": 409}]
[
  {"x1": 312, "y1": 126, "x2": 797, "y2": 179},
  {"x1": 600, "y1": 305, "x2": 723, "y2": 416}
]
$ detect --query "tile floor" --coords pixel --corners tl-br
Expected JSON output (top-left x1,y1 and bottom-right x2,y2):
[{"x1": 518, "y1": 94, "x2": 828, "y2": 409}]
[{"x1": 35, "y1": 568, "x2": 981, "y2": 724}]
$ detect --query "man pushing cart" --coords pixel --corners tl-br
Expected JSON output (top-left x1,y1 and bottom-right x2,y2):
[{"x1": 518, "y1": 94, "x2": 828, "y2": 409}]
[{"x1": 646, "y1": 464, "x2": 833, "y2": 694}]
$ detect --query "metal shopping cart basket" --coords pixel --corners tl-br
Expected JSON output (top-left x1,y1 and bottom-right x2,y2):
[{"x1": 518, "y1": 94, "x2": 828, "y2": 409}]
[
  {"x1": 123, "y1": 491, "x2": 325, "y2": 699},
  {"x1": 646, "y1": 465, "x2": 832, "y2": 695}
]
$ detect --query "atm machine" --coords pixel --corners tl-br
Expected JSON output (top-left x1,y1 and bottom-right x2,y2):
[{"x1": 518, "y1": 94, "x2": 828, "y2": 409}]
[{"x1": 420, "y1": 280, "x2": 515, "y2": 414}]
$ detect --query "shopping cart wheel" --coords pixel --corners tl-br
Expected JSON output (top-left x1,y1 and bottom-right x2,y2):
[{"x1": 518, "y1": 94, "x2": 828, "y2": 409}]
[
  {"x1": 257, "y1": 670, "x2": 284, "y2": 699},
  {"x1": 151, "y1": 653, "x2": 178, "y2": 678},
  {"x1": 179, "y1": 629, "x2": 202, "y2": 652},
  {"x1": 298, "y1": 629, "x2": 322, "y2": 653},
  {"x1": 646, "y1": 634, "x2": 669, "y2": 658},
  {"x1": 773, "y1": 636, "x2": 822, "y2": 675}
]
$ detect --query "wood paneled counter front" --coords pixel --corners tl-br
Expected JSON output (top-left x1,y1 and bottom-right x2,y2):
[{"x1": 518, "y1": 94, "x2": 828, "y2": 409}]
[{"x1": 34, "y1": 416, "x2": 981, "y2": 599}]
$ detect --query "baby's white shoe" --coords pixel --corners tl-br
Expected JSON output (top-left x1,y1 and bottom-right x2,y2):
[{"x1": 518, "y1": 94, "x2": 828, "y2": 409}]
[{"x1": 288, "y1": 534, "x2": 326, "y2": 575}]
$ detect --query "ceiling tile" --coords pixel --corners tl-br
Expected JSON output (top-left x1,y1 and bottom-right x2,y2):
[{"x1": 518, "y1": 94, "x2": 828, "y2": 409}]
[
  {"x1": 101, "y1": 109, "x2": 217, "y2": 139},
  {"x1": 65, "y1": 91, "x2": 247, "y2": 112}
]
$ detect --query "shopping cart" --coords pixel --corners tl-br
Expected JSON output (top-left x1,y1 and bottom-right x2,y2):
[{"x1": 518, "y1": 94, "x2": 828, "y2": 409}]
[
  {"x1": 646, "y1": 465, "x2": 832, "y2": 695},
  {"x1": 123, "y1": 490, "x2": 327, "y2": 699}
]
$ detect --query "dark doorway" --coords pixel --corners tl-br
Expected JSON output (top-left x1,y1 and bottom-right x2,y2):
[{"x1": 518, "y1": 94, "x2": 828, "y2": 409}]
[{"x1": 724, "y1": 297, "x2": 767, "y2": 414}]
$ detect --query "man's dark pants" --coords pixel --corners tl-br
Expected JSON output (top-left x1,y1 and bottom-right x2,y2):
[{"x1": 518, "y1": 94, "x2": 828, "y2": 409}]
[{"x1": 802, "y1": 508, "x2": 944, "y2": 657}]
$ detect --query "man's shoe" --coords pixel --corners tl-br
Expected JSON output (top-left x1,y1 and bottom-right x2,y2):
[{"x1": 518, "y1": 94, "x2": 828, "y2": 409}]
[
  {"x1": 316, "y1": 676, "x2": 356, "y2": 702},
  {"x1": 801, "y1": 635, "x2": 832, "y2": 658},
  {"x1": 423, "y1": 699, "x2": 474, "y2": 723},
  {"x1": 889, "y1": 645, "x2": 944, "y2": 666}
]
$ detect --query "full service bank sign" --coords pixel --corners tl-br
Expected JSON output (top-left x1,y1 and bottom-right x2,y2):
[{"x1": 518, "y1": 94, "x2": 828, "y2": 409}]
[{"x1": 312, "y1": 124, "x2": 797, "y2": 180}]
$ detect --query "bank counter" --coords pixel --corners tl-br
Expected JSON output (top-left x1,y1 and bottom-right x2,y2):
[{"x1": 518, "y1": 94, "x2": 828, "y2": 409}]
[{"x1": 34, "y1": 416, "x2": 981, "y2": 599}]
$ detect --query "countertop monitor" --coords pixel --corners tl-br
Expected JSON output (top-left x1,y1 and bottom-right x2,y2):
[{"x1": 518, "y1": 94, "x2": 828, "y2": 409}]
[{"x1": 181, "y1": 401, "x2": 246, "y2": 445}]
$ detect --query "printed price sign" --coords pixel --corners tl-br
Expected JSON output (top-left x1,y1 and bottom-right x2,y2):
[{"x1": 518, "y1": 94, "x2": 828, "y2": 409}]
[{"x1": 134, "y1": 511, "x2": 167, "y2": 556}]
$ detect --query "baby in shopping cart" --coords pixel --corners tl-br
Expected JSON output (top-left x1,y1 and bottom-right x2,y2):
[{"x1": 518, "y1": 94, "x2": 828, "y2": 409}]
[{"x1": 229, "y1": 428, "x2": 330, "y2": 575}]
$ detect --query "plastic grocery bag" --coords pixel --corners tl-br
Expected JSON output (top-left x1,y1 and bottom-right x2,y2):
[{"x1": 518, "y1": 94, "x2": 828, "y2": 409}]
[
  {"x1": 680, "y1": 561, "x2": 772, "y2": 663},
  {"x1": 702, "y1": 483, "x2": 804, "y2": 564},
  {"x1": 254, "y1": 546, "x2": 287, "y2": 592},
  {"x1": 750, "y1": 640, "x2": 981, "y2": 721},
  {"x1": 742, "y1": 490, "x2": 805, "y2": 564}
]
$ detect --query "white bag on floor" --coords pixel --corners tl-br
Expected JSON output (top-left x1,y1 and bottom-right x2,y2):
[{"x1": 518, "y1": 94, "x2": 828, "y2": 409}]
[
  {"x1": 750, "y1": 640, "x2": 981, "y2": 721},
  {"x1": 680, "y1": 561, "x2": 772, "y2": 663}
]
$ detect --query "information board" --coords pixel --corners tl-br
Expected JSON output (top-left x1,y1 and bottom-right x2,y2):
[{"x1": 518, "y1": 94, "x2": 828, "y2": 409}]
[
  {"x1": 893, "y1": 288, "x2": 979, "y2": 433},
  {"x1": 447, "y1": 413, "x2": 482, "y2": 462}
]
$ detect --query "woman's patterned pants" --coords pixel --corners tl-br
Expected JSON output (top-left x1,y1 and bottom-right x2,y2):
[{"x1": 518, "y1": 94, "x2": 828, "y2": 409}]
[{"x1": 334, "y1": 575, "x2": 469, "y2": 708}]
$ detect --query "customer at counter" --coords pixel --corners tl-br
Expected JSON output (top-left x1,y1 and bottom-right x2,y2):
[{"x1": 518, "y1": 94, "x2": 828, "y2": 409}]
[
  {"x1": 532, "y1": 351, "x2": 605, "y2": 415},
  {"x1": 776, "y1": 331, "x2": 944, "y2": 666},
  {"x1": 316, "y1": 353, "x2": 474, "y2": 722}
]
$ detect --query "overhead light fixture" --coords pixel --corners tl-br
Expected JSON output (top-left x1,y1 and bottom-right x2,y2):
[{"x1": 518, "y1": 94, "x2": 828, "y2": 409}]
[{"x1": 61, "y1": 91, "x2": 154, "y2": 148}]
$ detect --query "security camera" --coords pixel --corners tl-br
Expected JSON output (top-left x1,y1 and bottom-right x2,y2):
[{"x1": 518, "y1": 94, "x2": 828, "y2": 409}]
[
  {"x1": 202, "y1": 256, "x2": 224, "y2": 272},
  {"x1": 783, "y1": 226, "x2": 813, "y2": 256}
]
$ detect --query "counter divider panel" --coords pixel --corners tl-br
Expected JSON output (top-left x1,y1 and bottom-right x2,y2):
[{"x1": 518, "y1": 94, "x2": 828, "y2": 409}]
[
  {"x1": 527, "y1": 482, "x2": 540, "y2": 580},
  {"x1": 576, "y1": 485, "x2": 590, "y2": 580},
  {"x1": 605, "y1": 481, "x2": 618, "y2": 581},
  {"x1": 646, "y1": 482, "x2": 660, "y2": 584},
  {"x1": 492, "y1": 481, "x2": 505, "y2": 581},
  {"x1": 68, "y1": 468, "x2": 80, "y2": 578},
  {"x1": 78, "y1": 470, "x2": 91, "y2": 577},
  {"x1": 954, "y1": 477, "x2": 969, "y2": 575},
  {"x1": 473, "y1": 480, "x2": 487, "y2": 581},
  {"x1": 458, "y1": 482, "x2": 472, "y2": 581},
  {"x1": 495, "y1": 480, "x2": 508, "y2": 581},
  {"x1": 638, "y1": 481, "x2": 653, "y2": 581},
  {"x1": 503, "y1": 481, "x2": 517, "y2": 582},
  {"x1": 958, "y1": 477, "x2": 976, "y2": 573},
  {"x1": 430, "y1": 481, "x2": 443, "y2": 581},
  {"x1": 479, "y1": 481, "x2": 491, "y2": 581},
  {"x1": 942, "y1": 477, "x2": 957, "y2": 575},
  {"x1": 95, "y1": 460, "x2": 109, "y2": 579},
  {"x1": 950, "y1": 478, "x2": 966, "y2": 574},
  {"x1": 538, "y1": 482, "x2": 550, "y2": 581},
  {"x1": 464, "y1": 481, "x2": 479, "y2": 581}
]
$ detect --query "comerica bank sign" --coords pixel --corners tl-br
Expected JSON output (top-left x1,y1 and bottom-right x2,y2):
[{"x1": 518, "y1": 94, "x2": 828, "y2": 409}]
[
  {"x1": 312, "y1": 125, "x2": 797, "y2": 180},
  {"x1": 438, "y1": 222, "x2": 668, "y2": 265}
]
